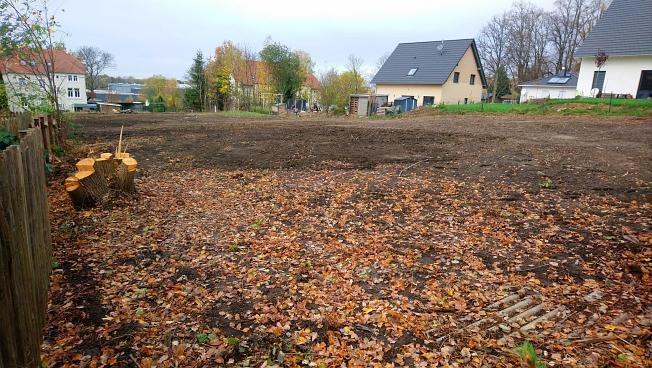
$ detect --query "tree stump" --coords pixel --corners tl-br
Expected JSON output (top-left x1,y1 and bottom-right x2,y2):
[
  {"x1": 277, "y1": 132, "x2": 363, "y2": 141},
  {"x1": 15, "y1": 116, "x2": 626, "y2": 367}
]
[
  {"x1": 65, "y1": 170, "x2": 109, "y2": 208},
  {"x1": 116, "y1": 157, "x2": 138, "y2": 193},
  {"x1": 95, "y1": 155, "x2": 116, "y2": 182},
  {"x1": 65, "y1": 153, "x2": 137, "y2": 208}
]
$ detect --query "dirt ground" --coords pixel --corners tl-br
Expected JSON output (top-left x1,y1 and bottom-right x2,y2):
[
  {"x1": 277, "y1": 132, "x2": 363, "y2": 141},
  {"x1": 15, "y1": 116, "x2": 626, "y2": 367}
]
[{"x1": 43, "y1": 112, "x2": 651, "y2": 367}]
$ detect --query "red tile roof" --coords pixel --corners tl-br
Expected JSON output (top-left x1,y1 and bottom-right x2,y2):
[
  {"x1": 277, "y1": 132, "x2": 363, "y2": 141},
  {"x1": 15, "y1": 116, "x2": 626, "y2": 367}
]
[
  {"x1": 305, "y1": 73, "x2": 321, "y2": 89},
  {"x1": 1, "y1": 49, "x2": 86, "y2": 75}
]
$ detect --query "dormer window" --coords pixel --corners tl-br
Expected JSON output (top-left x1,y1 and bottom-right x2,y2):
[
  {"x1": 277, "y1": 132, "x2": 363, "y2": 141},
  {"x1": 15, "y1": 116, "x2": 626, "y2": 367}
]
[{"x1": 407, "y1": 68, "x2": 418, "y2": 76}]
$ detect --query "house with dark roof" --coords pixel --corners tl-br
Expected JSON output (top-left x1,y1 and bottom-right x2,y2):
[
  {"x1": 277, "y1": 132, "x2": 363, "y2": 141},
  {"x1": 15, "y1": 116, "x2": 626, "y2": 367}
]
[
  {"x1": 575, "y1": 0, "x2": 652, "y2": 98},
  {"x1": 518, "y1": 70, "x2": 578, "y2": 102},
  {"x1": 371, "y1": 39, "x2": 487, "y2": 106},
  {"x1": 1, "y1": 49, "x2": 87, "y2": 112}
]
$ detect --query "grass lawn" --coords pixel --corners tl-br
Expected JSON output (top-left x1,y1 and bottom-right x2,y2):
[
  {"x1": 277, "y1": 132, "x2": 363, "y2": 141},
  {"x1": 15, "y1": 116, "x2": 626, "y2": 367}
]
[{"x1": 433, "y1": 97, "x2": 652, "y2": 116}]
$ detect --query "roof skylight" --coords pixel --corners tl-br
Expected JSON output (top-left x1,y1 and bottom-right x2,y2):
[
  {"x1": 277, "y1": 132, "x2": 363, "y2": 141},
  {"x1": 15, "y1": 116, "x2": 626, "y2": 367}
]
[
  {"x1": 548, "y1": 77, "x2": 570, "y2": 84},
  {"x1": 407, "y1": 68, "x2": 418, "y2": 76}
]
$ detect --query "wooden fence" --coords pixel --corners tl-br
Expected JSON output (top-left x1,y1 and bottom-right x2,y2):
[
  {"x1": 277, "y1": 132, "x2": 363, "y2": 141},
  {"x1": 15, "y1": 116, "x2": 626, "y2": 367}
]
[
  {"x1": 0, "y1": 127, "x2": 52, "y2": 367},
  {"x1": 1, "y1": 113, "x2": 63, "y2": 157}
]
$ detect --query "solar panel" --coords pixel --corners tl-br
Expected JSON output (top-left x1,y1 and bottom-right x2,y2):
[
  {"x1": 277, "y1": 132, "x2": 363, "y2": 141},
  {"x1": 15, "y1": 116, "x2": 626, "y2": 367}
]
[
  {"x1": 407, "y1": 68, "x2": 418, "y2": 76},
  {"x1": 549, "y1": 77, "x2": 570, "y2": 84}
]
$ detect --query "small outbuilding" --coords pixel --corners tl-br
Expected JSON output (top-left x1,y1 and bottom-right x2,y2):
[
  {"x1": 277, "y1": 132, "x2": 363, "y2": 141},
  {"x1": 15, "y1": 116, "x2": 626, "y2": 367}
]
[
  {"x1": 349, "y1": 94, "x2": 389, "y2": 116},
  {"x1": 393, "y1": 96, "x2": 417, "y2": 113},
  {"x1": 518, "y1": 72, "x2": 578, "y2": 103},
  {"x1": 96, "y1": 102, "x2": 122, "y2": 113}
]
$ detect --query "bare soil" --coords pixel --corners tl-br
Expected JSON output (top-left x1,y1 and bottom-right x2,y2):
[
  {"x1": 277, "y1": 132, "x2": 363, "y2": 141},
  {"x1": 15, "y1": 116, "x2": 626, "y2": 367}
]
[
  {"x1": 42, "y1": 112, "x2": 651, "y2": 367},
  {"x1": 73, "y1": 112, "x2": 651, "y2": 199}
]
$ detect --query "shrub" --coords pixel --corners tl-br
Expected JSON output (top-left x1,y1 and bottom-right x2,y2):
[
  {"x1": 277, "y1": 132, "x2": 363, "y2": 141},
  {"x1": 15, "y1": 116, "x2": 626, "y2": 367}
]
[
  {"x1": 0, "y1": 128, "x2": 18, "y2": 150},
  {"x1": 249, "y1": 105, "x2": 271, "y2": 115}
]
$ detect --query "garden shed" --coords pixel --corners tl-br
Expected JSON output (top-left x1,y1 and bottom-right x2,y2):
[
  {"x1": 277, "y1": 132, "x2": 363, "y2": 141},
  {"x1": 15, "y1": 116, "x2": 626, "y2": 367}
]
[
  {"x1": 349, "y1": 94, "x2": 389, "y2": 116},
  {"x1": 394, "y1": 96, "x2": 417, "y2": 113}
]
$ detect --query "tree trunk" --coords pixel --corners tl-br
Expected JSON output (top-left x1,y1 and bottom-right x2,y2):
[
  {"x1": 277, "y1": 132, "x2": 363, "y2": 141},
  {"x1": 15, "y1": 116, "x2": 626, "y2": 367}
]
[
  {"x1": 116, "y1": 157, "x2": 137, "y2": 194},
  {"x1": 66, "y1": 154, "x2": 137, "y2": 208},
  {"x1": 65, "y1": 170, "x2": 109, "y2": 209},
  {"x1": 94, "y1": 154, "x2": 116, "y2": 182}
]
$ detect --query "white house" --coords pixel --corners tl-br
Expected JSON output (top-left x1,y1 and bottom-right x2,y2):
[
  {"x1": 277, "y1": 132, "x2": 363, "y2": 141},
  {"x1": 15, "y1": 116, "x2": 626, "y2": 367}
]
[
  {"x1": 518, "y1": 71, "x2": 578, "y2": 103},
  {"x1": 1, "y1": 49, "x2": 87, "y2": 112},
  {"x1": 575, "y1": 0, "x2": 652, "y2": 99}
]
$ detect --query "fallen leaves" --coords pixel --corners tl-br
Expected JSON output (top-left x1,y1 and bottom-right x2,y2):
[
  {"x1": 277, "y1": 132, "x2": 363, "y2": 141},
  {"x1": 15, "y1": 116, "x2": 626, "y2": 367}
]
[{"x1": 42, "y1": 141, "x2": 651, "y2": 366}]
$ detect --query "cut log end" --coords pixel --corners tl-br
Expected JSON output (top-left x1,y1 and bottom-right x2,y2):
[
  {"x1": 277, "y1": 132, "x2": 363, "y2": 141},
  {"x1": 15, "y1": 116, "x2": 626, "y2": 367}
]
[
  {"x1": 66, "y1": 152, "x2": 137, "y2": 209},
  {"x1": 121, "y1": 157, "x2": 137, "y2": 172},
  {"x1": 75, "y1": 158, "x2": 96, "y2": 172}
]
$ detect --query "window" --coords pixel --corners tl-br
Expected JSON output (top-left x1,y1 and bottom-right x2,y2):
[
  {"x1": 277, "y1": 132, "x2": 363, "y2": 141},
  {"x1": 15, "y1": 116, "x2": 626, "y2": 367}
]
[
  {"x1": 74, "y1": 75, "x2": 78, "y2": 82},
  {"x1": 592, "y1": 71, "x2": 606, "y2": 91},
  {"x1": 68, "y1": 88, "x2": 73, "y2": 98},
  {"x1": 549, "y1": 77, "x2": 570, "y2": 84},
  {"x1": 423, "y1": 96, "x2": 435, "y2": 106},
  {"x1": 74, "y1": 88, "x2": 80, "y2": 98},
  {"x1": 68, "y1": 75, "x2": 73, "y2": 81},
  {"x1": 470, "y1": 74, "x2": 476, "y2": 85},
  {"x1": 453, "y1": 72, "x2": 460, "y2": 83},
  {"x1": 18, "y1": 77, "x2": 26, "y2": 86},
  {"x1": 407, "y1": 68, "x2": 418, "y2": 76}
]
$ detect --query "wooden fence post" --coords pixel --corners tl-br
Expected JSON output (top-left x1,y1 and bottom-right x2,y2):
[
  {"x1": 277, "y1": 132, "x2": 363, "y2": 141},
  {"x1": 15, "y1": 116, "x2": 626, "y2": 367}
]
[
  {"x1": 0, "y1": 127, "x2": 52, "y2": 368},
  {"x1": 47, "y1": 115, "x2": 56, "y2": 147},
  {"x1": 39, "y1": 117, "x2": 51, "y2": 160}
]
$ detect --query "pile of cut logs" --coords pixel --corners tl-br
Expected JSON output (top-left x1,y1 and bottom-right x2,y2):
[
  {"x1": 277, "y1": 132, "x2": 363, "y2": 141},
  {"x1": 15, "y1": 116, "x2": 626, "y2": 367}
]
[{"x1": 65, "y1": 127, "x2": 138, "y2": 209}]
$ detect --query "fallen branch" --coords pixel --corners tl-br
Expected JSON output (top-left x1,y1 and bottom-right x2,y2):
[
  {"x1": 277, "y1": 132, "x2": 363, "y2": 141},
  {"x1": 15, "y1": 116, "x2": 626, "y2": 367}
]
[
  {"x1": 567, "y1": 334, "x2": 620, "y2": 345},
  {"x1": 399, "y1": 157, "x2": 432, "y2": 177}
]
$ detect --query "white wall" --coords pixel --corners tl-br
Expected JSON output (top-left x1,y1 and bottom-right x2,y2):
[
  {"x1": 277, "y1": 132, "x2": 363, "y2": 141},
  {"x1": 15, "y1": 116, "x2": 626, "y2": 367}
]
[
  {"x1": 577, "y1": 55, "x2": 652, "y2": 97},
  {"x1": 57, "y1": 73, "x2": 87, "y2": 110},
  {"x1": 2, "y1": 72, "x2": 86, "y2": 112},
  {"x1": 519, "y1": 86, "x2": 576, "y2": 103},
  {"x1": 375, "y1": 84, "x2": 443, "y2": 107}
]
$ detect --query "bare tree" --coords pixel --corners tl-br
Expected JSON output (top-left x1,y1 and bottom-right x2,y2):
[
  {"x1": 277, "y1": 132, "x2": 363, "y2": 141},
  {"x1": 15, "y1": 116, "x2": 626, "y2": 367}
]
[
  {"x1": 376, "y1": 52, "x2": 390, "y2": 71},
  {"x1": 477, "y1": 0, "x2": 611, "y2": 97},
  {"x1": 478, "y1": 13, "x2": 510, "y2": 102},
  {"x1": 346, "y1": 54, "x2": 365, "y2": 94},
  {"x1": 531, "y1": 7, "x2": 552, "y2": 78},
  {"x1": 75, "y1": 46, "x2": 115, "y2": 93},
  {"x1": 505, "y1": 1, "x2": 541, "y2": 84},
  {"x1": 1, "y1": 0, "x2": 67, "y2": 139},
  {"x1": 240, "y1": 44, "x2": 258, "y2": 108}
]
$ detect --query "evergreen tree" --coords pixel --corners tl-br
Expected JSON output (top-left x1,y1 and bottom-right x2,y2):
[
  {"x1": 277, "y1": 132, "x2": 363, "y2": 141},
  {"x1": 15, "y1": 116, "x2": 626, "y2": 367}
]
[
  {"x1": 184, "y1": 50, "x2": 207, "y2": 111},
  {"x1": 490, "y1": 67, "x2": 511, "y2": 101}
]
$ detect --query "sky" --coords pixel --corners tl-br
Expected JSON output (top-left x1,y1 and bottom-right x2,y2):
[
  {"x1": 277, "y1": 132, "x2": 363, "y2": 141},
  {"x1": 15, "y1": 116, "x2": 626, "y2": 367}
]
[{"x1": 54, "y1": 0, "x2": 558, "y2": 80}]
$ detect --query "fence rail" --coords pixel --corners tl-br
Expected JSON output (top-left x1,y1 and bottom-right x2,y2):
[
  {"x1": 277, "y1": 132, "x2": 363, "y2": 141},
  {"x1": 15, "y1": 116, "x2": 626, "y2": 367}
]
[
  {"x1": 0, "y1": 127, "x2": 52, "y2": 368},
  {"x1": 1, "y1": 113, "x2": 62, "y2": 158}
]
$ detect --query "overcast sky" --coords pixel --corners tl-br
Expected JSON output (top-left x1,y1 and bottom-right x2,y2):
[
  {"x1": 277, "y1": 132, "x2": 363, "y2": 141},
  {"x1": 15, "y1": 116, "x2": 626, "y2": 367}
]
[{"x1": 55, "y1": 0, "x2": 558, "y2": 80}]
